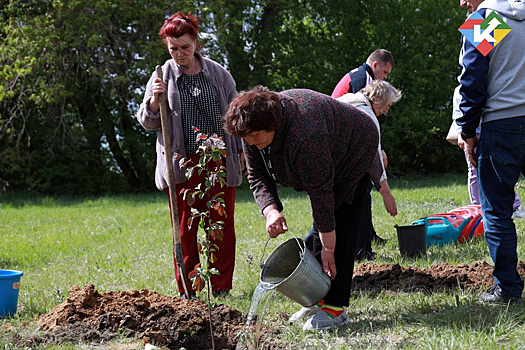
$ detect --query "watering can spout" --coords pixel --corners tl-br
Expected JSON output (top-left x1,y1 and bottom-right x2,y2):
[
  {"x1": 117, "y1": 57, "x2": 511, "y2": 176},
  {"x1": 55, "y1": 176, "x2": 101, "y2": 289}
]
[{"x1": 457, "y1": 216, "x2": 472, "y2": 232}]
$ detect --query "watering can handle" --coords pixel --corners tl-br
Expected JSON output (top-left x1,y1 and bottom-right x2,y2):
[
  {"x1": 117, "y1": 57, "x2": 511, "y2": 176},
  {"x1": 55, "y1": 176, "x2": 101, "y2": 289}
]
[{"x1": 259, "y1": 231, "x2": 305, "y2": 269}]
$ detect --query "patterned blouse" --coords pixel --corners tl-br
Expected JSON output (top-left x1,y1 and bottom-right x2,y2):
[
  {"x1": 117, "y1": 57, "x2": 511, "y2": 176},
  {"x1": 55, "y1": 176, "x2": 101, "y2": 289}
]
[{"x1": 178, "y1": 71, "x2": 224, "y2": 155}]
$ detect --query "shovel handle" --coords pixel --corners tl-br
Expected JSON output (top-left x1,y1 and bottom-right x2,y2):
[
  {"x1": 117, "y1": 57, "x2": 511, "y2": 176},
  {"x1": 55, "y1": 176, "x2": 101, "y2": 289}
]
[{"x1": 156, "y1": 65, "x2": 191, "y2": 299}]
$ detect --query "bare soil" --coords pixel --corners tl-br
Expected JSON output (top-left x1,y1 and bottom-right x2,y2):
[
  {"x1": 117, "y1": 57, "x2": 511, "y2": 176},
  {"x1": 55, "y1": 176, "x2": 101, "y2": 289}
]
[
  {"x1": 37, "y1": 285, "x2": 247, "y2": 349},
  {"x1": 352, "y1": 260, "x2": 521, "y2": 294},
  {"x1": 29, "y1": 261, "x2": 525, "y2": 349}
]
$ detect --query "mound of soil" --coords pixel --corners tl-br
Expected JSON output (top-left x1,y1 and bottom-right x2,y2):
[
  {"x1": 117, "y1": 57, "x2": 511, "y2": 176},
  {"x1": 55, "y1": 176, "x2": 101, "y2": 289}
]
[
  {"x1": 35, "y1": 261, "x2": 525, "y2": 349},
  {"x1": 37, "y1": 285, "x2": 247, "y2": 349}
]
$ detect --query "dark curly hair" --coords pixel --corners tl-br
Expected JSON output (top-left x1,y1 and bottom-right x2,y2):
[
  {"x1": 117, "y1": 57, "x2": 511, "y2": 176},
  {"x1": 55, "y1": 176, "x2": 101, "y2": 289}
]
[{"x1": 223, "y1": 86, "x2": 284, "y2": 137}]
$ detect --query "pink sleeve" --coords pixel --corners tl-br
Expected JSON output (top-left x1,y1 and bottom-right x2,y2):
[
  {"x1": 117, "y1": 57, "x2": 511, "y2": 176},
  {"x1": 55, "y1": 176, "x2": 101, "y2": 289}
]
[{"x1": 331, "y1": 74, "x2": 350, "y2": 98}]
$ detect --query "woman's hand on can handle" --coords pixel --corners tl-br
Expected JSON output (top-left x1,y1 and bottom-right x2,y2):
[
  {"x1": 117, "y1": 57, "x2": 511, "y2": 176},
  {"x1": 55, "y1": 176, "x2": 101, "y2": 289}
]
[
  {"x1": 319, "y1": 230, "x2": 337, "y2": 280},
  {"x1": 263, "y1": 204, "x2": 288, "y2": 238}
]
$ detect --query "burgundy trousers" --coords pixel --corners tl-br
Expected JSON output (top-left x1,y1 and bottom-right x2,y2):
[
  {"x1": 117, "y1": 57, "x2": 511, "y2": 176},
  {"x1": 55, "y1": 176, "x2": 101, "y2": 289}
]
[{"x1": 165, "y1": 154, "x2": 236, "y2": 293}]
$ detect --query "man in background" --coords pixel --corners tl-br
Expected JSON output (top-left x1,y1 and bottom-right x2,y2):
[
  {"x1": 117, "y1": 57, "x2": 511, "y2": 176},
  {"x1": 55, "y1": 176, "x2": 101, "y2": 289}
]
[{"x1": 331, "y1": 49, "x2": 394, "y2": 98}]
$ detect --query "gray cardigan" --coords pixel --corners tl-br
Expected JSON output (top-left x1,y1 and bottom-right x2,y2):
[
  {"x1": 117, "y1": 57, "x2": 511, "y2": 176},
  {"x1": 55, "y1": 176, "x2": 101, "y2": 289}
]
[{"x1": 137, "y1": 55, "x2": 243, "y2": 190}]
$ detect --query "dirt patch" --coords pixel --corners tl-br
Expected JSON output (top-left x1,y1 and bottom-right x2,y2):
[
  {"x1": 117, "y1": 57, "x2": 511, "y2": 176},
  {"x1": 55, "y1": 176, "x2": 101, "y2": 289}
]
[
  {"x1": 37, "y1": 285, "x2": 249, "y2": 349},
  {"x1": 32, "y1": 261, "x2": 524, "y2": 349},
  {"x1": 353, "y1": 261, "x2": 525, "y2": 294}
]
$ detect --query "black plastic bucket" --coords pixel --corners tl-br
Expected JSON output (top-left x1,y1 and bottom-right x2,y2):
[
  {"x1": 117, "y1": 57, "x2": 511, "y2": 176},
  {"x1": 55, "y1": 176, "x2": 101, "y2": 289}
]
[{"x1": 395, "y1": 223, "x2": 426, "y2": 257}]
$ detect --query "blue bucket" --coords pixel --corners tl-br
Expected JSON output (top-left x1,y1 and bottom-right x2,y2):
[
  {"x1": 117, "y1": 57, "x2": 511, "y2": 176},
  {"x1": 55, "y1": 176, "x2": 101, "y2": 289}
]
[{"x1": 0, "y1": 270, "x2": 23, "y2": 318}]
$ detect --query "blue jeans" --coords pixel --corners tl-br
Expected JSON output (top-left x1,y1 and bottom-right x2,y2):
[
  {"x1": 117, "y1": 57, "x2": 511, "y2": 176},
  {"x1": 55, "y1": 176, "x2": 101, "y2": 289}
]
[
  {"x1": 478, "y1": 117, "x2": 525, "y2": 297},
  {"x1": 465, "y1": 138, "x2": 521, "y2": 209}
]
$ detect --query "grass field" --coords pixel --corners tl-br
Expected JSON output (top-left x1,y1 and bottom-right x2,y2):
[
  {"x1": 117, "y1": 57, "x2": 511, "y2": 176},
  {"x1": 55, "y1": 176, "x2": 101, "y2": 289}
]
[{"x1": 2, "y1": 174, "x2": 525, "y2": 349}]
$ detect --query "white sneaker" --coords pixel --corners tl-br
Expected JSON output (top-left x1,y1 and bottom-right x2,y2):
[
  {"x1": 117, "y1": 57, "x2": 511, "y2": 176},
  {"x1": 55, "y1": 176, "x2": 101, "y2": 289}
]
[
  {"x1": 303, "y1": 310, "x2": 349, "y2": 331},
  {"x1": 513, "y1": 206, "x2": 525, "y2": 219},
  {"x1": 289, "y1": 306, "x2": 320, "y2": 322}
]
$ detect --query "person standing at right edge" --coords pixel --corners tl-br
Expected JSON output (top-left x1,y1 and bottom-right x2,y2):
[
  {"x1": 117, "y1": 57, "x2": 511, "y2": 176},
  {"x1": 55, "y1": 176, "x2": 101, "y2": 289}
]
[
  {"x1": 450, "y1": 0, "x2": 524, "y2": 218},
  {"x1": 456, "y1": 0, "x2": 525, "y2": 303}
]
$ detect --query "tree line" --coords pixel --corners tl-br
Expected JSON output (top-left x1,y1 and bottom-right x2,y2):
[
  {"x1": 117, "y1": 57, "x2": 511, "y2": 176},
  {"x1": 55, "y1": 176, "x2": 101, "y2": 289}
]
[{"x1": 0, "y1": 0, "x2": 466, "y2": 195}]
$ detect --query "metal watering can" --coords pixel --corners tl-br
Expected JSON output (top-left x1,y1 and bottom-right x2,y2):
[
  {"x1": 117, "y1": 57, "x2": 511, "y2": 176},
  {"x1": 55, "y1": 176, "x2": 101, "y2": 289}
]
[{"x1": 259, "y1": 232, "x2": 331, "y2": 307}]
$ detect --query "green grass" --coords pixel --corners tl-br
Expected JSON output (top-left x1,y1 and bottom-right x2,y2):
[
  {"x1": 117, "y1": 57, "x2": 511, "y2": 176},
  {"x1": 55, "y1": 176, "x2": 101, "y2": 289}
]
[{"x1": 2, "y1": 174, "x2": 525, "y2": 349}]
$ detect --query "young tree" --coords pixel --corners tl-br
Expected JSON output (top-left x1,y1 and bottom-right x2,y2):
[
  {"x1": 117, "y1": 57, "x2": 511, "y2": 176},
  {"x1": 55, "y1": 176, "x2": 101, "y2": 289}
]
[{"x1": 179, "y1": 128, "x2": 229, "y2": 350}]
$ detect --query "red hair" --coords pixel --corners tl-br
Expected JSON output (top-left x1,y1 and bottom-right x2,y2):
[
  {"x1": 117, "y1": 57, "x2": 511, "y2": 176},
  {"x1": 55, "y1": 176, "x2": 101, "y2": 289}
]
[{"x1": 159, "y1": 12, "x2": 199, "y2": 44}]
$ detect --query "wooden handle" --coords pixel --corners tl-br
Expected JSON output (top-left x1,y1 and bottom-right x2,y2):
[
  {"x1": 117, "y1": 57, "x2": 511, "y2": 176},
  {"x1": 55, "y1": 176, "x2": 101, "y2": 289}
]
[
  {"x1": 155, "y1": 65, "x2": 181, "y2": 245},
  {"x1": 156, "y1": 65, "x2": 191, "y2": 298}
]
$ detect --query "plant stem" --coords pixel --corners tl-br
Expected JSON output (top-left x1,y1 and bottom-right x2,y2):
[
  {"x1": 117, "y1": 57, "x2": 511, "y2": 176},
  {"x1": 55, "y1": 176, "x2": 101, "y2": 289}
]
[{"x1": 207, "y1": 281, "x2": 215, "y2": 350}]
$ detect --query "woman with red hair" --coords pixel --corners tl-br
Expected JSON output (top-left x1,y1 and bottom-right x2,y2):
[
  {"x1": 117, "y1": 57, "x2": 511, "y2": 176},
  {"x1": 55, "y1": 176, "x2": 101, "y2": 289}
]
[{"x1": 137, "y1": 12, "x2": 243, "y2": 298}]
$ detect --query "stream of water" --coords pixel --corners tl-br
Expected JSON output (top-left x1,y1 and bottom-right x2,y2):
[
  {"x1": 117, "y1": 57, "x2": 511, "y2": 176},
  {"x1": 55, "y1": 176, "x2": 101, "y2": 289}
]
[{"x1": 236, "y1": 281, "x2": 277, "y2": 350}]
